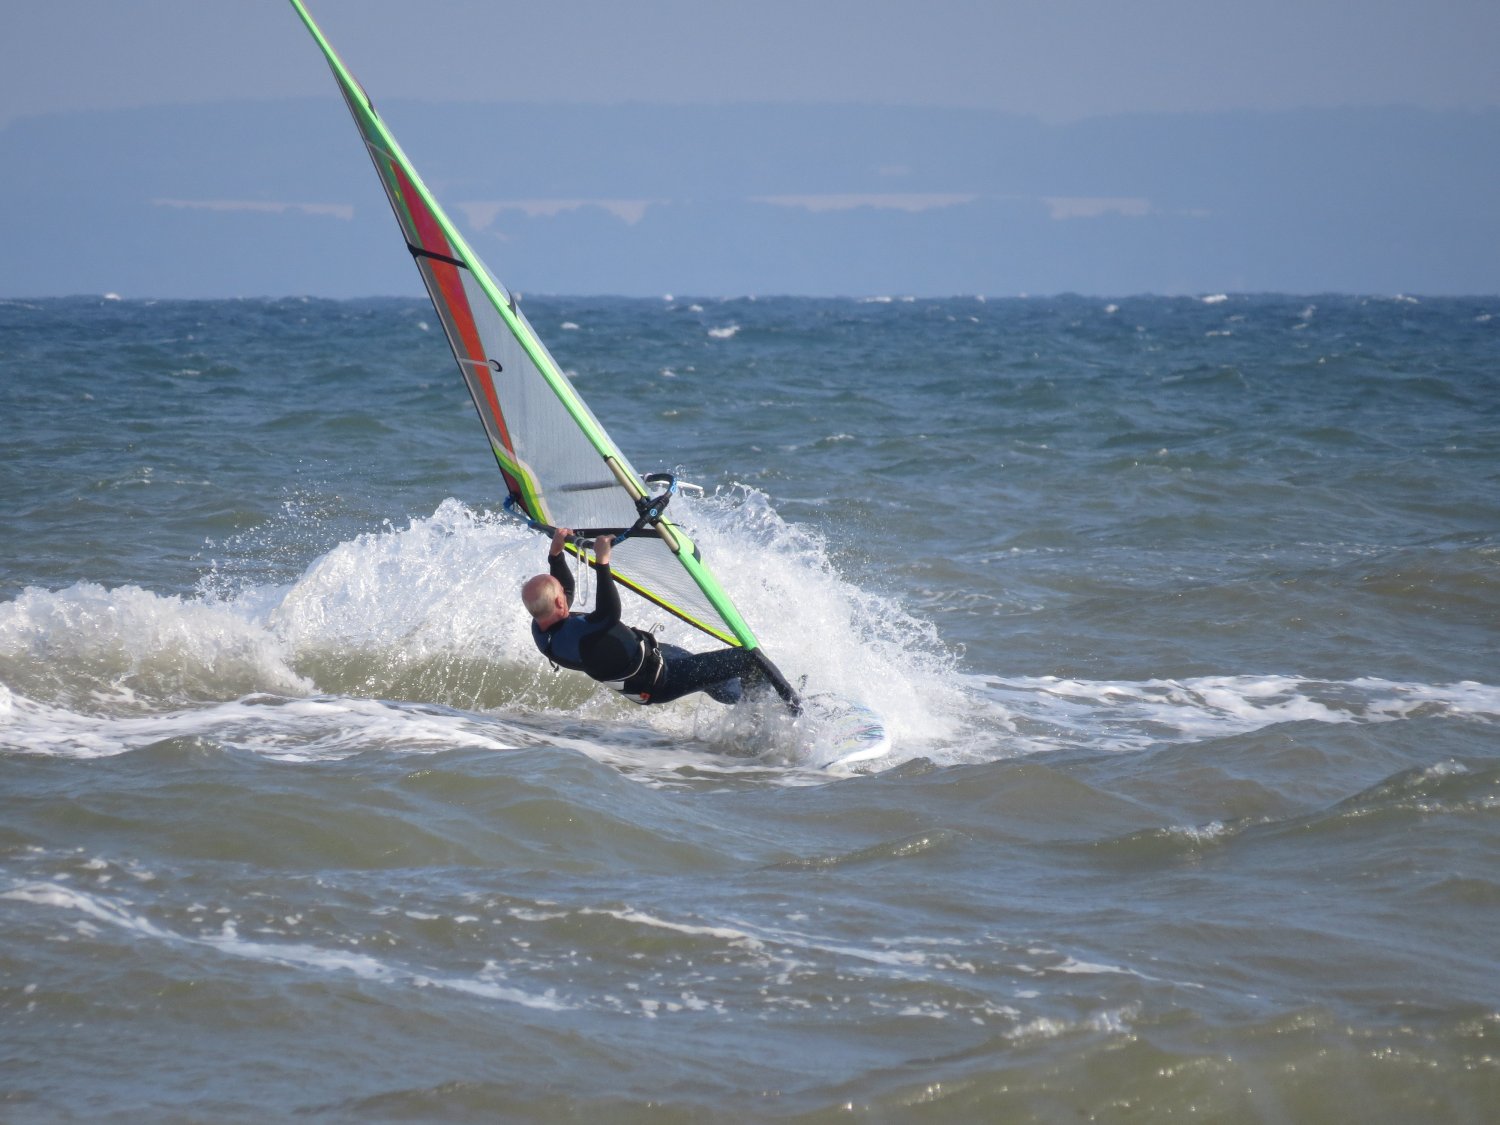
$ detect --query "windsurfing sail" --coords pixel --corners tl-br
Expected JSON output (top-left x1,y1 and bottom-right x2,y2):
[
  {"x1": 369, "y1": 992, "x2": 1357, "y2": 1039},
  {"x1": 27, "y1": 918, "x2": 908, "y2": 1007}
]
[{"x1": 288, "y1": 0, "x2": 761, "y2": 652}]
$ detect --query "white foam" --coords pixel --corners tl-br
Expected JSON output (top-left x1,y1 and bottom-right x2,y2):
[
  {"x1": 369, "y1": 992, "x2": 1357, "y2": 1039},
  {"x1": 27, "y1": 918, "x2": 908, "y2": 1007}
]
[
  {"x1": 7, "y1": 497, "x2": 1494, "y2": 783},
  {"x1": 4, "y1": 492, "x2": 961, "y2": 770},
  {"x1": 0, "y1": 689, "x2": 516, "y2": 762},
  {"x1": 652, "y1": 485, "x2": 967, "y2": 756},
  {"x1": 1006, "y1": 1006, "x2": 1135, "y2": 1042},
  {"x1": 4, "y1": 880, "x2": 566, "y2": 1011},
  {"x1": 1051, "y1": 956, "x2": 1145, "y2": 978},
  {"x1": 584, "y1": 907, "x2": 766, "y2": 950},
  {"x1": 268, "y1": 500, "x2": 539, "y2": 664},
  {"x1": 276, "y1": 491, "x2": 969, "y2": 771},
  {"x1": 3, "y1": 882, "x2": 176, "y2": 940},
  {"x1": 1167, "y1": 820, "x2": 1231, "y2": 845},
  {"x1": 0, "y1": 580, "x2": 312, "y2": 706},
  {"x1": 966, "y1": 673, "x2": 1500, "y2": 761},
  {"x1": 744, "y1": 921, "x2": 931, "y2": 969}
]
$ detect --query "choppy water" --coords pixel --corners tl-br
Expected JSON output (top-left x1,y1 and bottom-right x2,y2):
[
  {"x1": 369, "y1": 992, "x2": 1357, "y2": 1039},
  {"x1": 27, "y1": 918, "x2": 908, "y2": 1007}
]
[{"x1": 2, "y1": 293, "x2": 1499, "y2": 1121}]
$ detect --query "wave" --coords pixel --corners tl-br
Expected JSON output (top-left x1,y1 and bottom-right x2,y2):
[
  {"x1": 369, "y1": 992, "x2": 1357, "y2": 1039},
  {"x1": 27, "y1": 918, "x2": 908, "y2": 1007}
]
[
  {"x1": 0, "y1": 494, "x2": 964, "y2": 771},
  {"x1": 0, "y1": 580, "x2": 312, "y2": 711},
  {"x1": 2, "y1": 880, "x2": 566, "y2": 1011},
  {"x1": 3, "y1": 496, "x2": 1496, "y2": 779},
  {"x1": 0, "y1": 690, "x2": 519, "y2": 762},
  {"x1": 968, "y1": 673, "x2": 1500, "y2": 760}
]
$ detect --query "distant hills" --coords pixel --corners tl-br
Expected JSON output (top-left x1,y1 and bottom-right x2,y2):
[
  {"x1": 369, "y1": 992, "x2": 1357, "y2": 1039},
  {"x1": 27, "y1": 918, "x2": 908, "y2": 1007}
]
[{"x1": 3, "y1": 100, "x2": 1497, "y2": 298}]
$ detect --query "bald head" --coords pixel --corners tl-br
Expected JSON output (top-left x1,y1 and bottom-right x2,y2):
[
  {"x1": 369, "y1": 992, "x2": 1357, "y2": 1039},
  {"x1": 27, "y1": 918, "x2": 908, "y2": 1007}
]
[{"x1": 522, "y1": 574, "x2": 566, "y2": 622}]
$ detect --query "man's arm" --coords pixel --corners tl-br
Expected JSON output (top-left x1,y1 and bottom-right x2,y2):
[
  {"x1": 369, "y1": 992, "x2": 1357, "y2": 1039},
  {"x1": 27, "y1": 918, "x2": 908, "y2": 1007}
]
[
  {"x1": 548, "y1": 527, "x2": 575, "y2": 607},
  {"x1": 586, "y1": 534, "x2": 621, "y2": 624}
]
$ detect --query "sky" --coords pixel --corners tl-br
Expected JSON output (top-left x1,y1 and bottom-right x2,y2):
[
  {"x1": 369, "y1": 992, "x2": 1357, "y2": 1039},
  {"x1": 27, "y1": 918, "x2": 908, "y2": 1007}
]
[
  {"x1": 3, "y1": 1, "x2": 1497, "y2": 298},
  {"x1": 4, "y1": 0, "x2": 1499, "y2": 128}
]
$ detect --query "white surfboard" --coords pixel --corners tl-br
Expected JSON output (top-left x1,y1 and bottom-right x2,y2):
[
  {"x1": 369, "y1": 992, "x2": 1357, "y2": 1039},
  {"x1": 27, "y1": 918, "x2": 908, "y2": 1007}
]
[{"x1": 801, "y1": 693, "x2": 891, "y2": 770}]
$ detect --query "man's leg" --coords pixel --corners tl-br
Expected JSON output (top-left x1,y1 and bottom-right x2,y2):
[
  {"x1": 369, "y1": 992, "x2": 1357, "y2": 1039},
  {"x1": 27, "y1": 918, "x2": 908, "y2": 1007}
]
[
  {"x1": 650, "y1": 645, "x2": 800, "y2": 712},
  {"x1": 748, "y1": 651, "x2": 802, "y2": 713}
]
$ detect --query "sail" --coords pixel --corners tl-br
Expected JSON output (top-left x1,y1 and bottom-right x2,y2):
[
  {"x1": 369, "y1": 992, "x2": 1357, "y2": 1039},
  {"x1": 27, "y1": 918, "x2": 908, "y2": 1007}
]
[{"x1": 289, "y1": 0, "x2": 757, "y2": 649}]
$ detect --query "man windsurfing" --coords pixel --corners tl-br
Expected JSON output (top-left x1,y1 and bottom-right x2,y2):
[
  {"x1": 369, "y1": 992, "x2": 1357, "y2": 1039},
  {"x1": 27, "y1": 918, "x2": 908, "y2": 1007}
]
[{"x1": 522, "y1": 528, "x2": 801, "y2": 712}]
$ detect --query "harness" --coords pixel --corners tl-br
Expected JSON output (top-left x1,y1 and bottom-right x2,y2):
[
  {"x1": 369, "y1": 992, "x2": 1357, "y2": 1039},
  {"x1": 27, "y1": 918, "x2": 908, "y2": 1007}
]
[
  {"x1": 609, "y1": 630, "x2": 665, "y2": 705},
  {"x1": 537, "y1": 621, "x2": 663, "y2": 705}
]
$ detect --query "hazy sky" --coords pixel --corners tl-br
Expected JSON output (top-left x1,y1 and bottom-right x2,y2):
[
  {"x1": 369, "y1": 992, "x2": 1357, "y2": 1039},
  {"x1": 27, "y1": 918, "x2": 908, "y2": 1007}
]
[{"x1": 4, "y1": 0, "x2": 1498, "y2": 128}]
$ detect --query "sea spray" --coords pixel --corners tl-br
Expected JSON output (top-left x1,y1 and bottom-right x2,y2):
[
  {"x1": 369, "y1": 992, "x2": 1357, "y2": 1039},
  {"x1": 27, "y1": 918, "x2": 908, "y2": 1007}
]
[{"x1": 0, "y1": 581, "x2": 311, "y2": 712}]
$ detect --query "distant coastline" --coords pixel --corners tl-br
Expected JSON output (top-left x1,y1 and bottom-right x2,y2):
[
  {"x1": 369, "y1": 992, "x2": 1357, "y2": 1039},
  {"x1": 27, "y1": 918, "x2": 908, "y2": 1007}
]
[{"x1": 3, "y1": 102, "x2": 1497, "y2": 299}]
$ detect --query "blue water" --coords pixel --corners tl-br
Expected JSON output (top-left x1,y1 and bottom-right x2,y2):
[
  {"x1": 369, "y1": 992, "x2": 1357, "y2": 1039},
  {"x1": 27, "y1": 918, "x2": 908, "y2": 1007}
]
[{"x1": 2, "y1": 293, "x2": 1499, "y2": 1121}]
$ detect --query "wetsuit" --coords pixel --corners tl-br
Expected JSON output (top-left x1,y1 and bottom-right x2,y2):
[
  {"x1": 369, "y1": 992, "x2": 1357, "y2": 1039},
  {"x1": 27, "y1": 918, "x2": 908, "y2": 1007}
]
[{"x1": 531, "y1": 550, "x2": 799, "y2": 710}]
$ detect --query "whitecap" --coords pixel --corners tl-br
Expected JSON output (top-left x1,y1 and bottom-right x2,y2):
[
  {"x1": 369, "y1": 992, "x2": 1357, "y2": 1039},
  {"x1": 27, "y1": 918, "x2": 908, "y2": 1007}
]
[
  {"x1": 965, "y1": 673, "x2": 1500, "y2": 762},
  {"x1": 4, "y1": 881, "x2": 568, "y2": 1010}
]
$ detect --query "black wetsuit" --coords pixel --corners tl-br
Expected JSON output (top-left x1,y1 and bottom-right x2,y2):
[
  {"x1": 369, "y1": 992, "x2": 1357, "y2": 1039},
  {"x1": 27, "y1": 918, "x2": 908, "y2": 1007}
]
[{"x1": 531, "y1": 550, "x2": 798, "y2": 709}]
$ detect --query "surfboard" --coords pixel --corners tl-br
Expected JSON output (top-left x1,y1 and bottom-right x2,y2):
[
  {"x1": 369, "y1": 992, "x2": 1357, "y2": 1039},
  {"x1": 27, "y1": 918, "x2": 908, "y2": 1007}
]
[{"x1": 802, "y1": 694, "x2": 891, "y2": 770}]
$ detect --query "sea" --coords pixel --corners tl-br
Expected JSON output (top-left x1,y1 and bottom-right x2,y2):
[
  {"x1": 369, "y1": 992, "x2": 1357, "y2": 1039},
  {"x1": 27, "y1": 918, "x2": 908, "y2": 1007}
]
[{"x1": 2, "y1": 291, "x2": 1498, "y2": 1122}]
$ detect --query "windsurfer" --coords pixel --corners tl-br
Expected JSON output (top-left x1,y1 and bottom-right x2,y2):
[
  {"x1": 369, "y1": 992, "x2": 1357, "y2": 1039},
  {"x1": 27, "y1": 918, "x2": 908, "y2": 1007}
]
[{"x1": 522, "y1": 528, "x2": 801, "y2": 712}]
